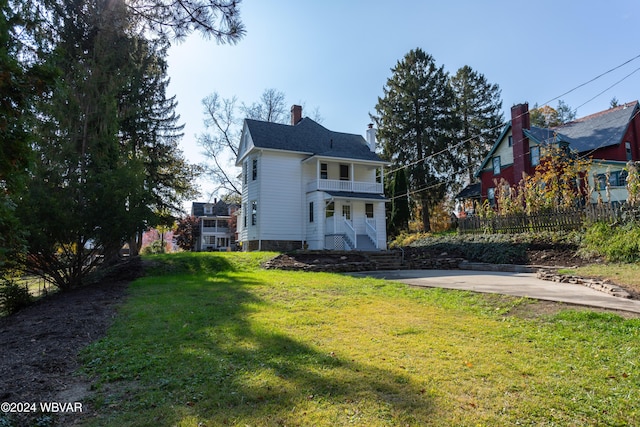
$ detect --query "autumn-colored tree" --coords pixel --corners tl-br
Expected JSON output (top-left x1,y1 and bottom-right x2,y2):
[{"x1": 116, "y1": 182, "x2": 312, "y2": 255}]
[
  {"x1": 174, "y1": 215, "x2": 201, "y2": 251},
  {"x1": 530, "y1": 100, "x2": 576, "y2": 127},
  {"x1": 486, "y1": 146, "x2": 591, "y2": 216},
  {"x1": 625, "y1": 161, "x2": 640, "y2": 207}
]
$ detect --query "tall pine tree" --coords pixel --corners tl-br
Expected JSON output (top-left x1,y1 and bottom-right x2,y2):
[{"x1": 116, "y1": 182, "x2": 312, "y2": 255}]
[
  {"x1": 388, "y1": 168, "x2": 410, "y2": 237},
  {"x1": 450, "y1": 65, "x2": 503, "y2": 192},
  {"x1": 373, "y1": 48, "x2": 456, "y2": 232}
]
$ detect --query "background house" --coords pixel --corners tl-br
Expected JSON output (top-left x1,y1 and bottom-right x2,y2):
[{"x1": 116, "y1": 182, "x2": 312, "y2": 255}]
[
  {"x1": 191, "y1": 200, "x2": 238, "y2": 251},
  {"x1": 461, "y1": 101, "x2": 640, "y2": 207},
  {"x1": 235, "y1": 105, "x2": 389, "y2": 251}
]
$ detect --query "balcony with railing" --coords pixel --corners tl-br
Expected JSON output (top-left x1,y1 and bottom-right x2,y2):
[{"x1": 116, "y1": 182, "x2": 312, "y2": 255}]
[{"x1": 306, "y1": 179, "x2": 383, "y2": 194}]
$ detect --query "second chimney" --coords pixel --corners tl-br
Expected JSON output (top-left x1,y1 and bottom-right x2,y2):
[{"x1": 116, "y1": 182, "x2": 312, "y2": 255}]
[
  {"x1": 365, "y1": 123, "x2": 376, "y2": 152},
  {"x1": 291, "y1": 105, "x2": 302, "y2": 126},
  {"x1": 511, "y1": 103, "x2": 530, "y2": 183}
]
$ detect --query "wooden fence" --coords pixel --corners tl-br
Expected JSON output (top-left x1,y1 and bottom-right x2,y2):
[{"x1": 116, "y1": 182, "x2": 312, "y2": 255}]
[{"x1": 458, "y1": 204, "x2": 625, "y2": 234}]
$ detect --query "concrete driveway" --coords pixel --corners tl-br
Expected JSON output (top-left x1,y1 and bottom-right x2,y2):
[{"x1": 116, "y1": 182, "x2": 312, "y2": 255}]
[{"x1": 349, "y1": 269, "x2": 640, "y2": 314}]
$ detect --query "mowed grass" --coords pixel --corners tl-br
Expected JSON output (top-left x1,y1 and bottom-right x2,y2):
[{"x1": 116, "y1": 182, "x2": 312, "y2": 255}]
[{"x1": 80, "y1": 252, "x2": 640, "y2": 426}]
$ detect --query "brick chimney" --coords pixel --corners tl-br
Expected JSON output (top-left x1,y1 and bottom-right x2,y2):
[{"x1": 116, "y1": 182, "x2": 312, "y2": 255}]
[
  {"x1": 290, "y1": 105, "x2": 302, "y2": 125},
  {"x1": 511, "y1": 103, "x2": 530, "y2": 183}
]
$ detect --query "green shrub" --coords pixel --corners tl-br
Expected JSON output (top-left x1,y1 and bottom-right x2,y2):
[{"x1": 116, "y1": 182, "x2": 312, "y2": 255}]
[
  {"x1": 141, "y1": 240, "x2": 166, "y2": 255},
  {"x1": 0, "y1": 279, "x2": 33, "y2": 315},
  {"x1": 582, "y1": 221, "x2": 640, "y2": 262},
  {"x1": 400, "y1": 231, "x2": 581, "y2": 264}
]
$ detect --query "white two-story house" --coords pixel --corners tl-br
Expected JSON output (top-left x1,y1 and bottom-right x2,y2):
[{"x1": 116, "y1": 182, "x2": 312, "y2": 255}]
[
  {"x1": 236, "y1": 105, "x2": 389, "y2": 252},
  {"x1": 191, "y1": 200, "x2": 238, "y2": 251}
]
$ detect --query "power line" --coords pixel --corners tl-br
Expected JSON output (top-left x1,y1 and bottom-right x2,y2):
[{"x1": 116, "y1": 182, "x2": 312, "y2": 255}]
[{"x1": 383, "y1": 53, "x2": 640, "y2": 181}]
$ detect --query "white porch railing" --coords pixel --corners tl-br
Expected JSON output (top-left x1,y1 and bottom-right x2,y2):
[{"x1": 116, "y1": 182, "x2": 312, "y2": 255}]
[
  {"x1": 202, "y1": 227, "x2": 230, "y2": 233},
  {"x1": 343, "y1": 217, "x2": 356, "y2": 250},
  {"x1": 365, "y1": 217, "x2": 377, "y2": 249},
  {"x1": 306, "y1": 179, "x2": 383, "y2": 194}
]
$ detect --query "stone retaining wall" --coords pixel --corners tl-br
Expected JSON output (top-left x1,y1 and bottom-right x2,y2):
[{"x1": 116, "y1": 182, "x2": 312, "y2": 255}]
[{"x1": 536, "y1": 269, "x2": 631, "y2": 299}]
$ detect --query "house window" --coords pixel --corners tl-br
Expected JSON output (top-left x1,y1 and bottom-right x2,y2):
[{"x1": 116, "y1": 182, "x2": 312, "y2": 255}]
[
  {"x1": 508, "y1": 136, "x2": 513, "y2": 147},
  {"x1": 251, "y1": 201, "x2": 257, "y2": 226},
  {"x1": 309, "y1": 202, "x2": 314, "y2": 223},
  {"x1": 252, "y1": 158, "x2": 258, "y2": 181},
  {"x1": 203, "y1": 219, "x2": 216, "y2": 228},
  {"x1": 342, "y1": 205, "x2": 351, "y2": 220},
  {"x1": 492, "y1": 157, "x2": 501, "y2": 175},
  {"x1": 365, "y1": 203, "x2": 374, "y2": 218},
  {"x1": 243, "y1": 203, "x2": 247, "y2": 227},
  {"x1": 596, "y1": 171, "x2": 628, "y2": 188},
  {"x1": 531, "y1": 146, "x2": 540, "y2": 167},
  {"x1": 320, "y1": 163, "x2": 328, "y2": 179},
  {"x1": 340, "y1": 164, "x2": 349, "y2": 181},
  {"x1": 243, "y1": 161, "x2": 247, "y2": 184},
  {"x1": 487, "y1": 187, "x2": 496, "y2": 207},
  {"x1": 326, "y1": 201, "x2": 334, "y2": 218},
  {"x1": 626, "y1": 142, "x2": 632, "y2": 161},
  {"x1": 204, "y1": 205, "x2": 213, "y2": 215}
]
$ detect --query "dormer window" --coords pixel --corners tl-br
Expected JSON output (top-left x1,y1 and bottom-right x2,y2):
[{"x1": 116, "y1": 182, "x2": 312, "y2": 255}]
[
  {"x1": 204, "y1": 204, "x2": 213, "y2": 215},
  {"x1": 492, "y1": 157, "x2": 501, "y2": 175}
]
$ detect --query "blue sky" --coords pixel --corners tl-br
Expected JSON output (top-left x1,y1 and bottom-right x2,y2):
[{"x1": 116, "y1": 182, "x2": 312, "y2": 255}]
[{"x1": 167, "y1": 0, "x2": 640, "y2": 204}]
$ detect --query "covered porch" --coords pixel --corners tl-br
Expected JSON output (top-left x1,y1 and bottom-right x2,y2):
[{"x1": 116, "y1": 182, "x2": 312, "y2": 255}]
[{"x1": 321, "y1": 192, "x2": 387, "y2": 251}]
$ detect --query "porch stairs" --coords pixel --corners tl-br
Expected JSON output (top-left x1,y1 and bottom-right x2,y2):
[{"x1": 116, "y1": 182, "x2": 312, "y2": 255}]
[
  {"x1": 356, "y1": 234, "x2": 377, "y2": 251},
  {"x1": 367, "y1": 251, "x2": 406, "y2": 270}
]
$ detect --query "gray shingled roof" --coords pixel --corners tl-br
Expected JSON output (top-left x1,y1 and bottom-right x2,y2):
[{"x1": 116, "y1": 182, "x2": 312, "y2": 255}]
[
  {"x1": 527, "y1": 102, "x2": 639, "y2": 153},
  {"x1": 455, "y1": 182, "x2": 481, "y2": 200},
  {"x1": 244, "y1": 118, "x2": 383, "y2": 162},
  {"x1": 191, "y1": 201, "x2": 232, "y2": 217}
]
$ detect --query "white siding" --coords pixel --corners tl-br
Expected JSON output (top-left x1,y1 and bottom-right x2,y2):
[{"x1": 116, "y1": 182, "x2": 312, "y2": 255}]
[
  {"x1": 374, "y1": 202, "x2": 387, "y2": 249},
  {"x1": 588, "y1": 162, "x2": 629, "y2": 204},
  {"x1": 257, "y1": 151, "x2": 305, "y2": 241},
  {"x1": 494, "y1": 130, "x2": 514, "y2": 167},
  {"x1": 305, "y1": 191, "x2": 325, "y2": 249}
]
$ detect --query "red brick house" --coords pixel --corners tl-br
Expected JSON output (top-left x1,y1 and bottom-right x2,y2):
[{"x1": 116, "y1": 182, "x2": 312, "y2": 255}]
[{"x1": 462, "y1": 101, "x2": 640, "y2": 207}]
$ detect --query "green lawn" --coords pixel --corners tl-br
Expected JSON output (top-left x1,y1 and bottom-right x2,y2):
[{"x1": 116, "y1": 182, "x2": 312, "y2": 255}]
[{"x1": 80, "y1": 252, "x2": 640, "y2": 426}]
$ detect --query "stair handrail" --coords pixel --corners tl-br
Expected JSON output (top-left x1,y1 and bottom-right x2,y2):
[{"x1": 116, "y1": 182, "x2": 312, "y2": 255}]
[
  {"x1": 365, "y1": 217, "x2": 377, "y2": 249},
  {"x1": 343, "y1": 217, "x2": 356, "y2": 249}
]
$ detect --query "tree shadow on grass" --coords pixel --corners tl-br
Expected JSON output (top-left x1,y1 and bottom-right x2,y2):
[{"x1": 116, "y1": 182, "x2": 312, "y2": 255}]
[{"x1": 84, "y1": 256, "x2": 435, "y2": 426}]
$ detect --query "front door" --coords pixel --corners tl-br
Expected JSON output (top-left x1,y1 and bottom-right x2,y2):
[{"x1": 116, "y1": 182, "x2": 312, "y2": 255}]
[{"x1": 342, "y1": 204, "x2": 351, "y2": 223}]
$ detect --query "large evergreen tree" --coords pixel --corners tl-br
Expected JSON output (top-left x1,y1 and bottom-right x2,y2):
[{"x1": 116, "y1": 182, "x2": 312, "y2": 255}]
[
  {"x1": 18, "y1": 0, "x2": 197, "y2": 288},
  {"x1": 388, "y1": 168, "x2": 410, "y2": 237},
  {"x1": 20, "y1": 0, "x2": 138, "y2": 288},
  {"x1": 373, "y1": 48, "x2": 456, "y2": 232},
  {"x1": 118, "y1": 35, "x2": 200, "y2": 255},
  {"x1": 450, "y1": 65, "x2": 503, "y2": 191},
  {"x1": 0, "y1": 0, "x2": 55, "y2": 273},
  {"x1": 2, "y1": 0, "x2": 243, "y2": 289}
]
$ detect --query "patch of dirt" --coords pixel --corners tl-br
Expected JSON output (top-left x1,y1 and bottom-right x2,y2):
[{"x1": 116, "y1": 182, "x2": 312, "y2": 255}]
[
  {"x1": 262, "y1": 252, "x2": 372, "y2": 270},
  {"x1": 0, "y1": 257, "x2": 144, "y2": 427},
  {"x1": 505, "y1": 299, "x2": 640, "y2": 320},
  {"x1": 524, "y1": 244, "x2": 600, "y2": 268}
]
